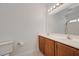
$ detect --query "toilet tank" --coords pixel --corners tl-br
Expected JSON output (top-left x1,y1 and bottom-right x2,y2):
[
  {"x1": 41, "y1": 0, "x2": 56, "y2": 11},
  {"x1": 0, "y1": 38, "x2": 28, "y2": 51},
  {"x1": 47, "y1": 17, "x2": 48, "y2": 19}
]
[{"x1": 0, "y1": 41, "x2": 14, "y2": 56}]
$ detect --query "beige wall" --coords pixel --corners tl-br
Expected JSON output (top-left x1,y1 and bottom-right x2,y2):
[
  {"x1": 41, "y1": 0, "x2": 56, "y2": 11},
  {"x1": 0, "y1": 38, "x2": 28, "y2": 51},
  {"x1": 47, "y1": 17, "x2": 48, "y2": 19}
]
[{"x1": 0, "y1": 3, "x2": 46, "y2": 55}]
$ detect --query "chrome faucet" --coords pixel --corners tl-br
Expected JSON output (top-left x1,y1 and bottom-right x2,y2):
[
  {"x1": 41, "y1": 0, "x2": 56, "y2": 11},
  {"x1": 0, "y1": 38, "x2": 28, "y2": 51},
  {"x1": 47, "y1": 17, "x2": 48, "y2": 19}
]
[
  {"x1": 65, "y1": 20, "x2": 72, "y2": 40},
  {"x1": 67, "y1": 34, "x2": 71, "y2": 40},
  {"x1": 65, "y1": 20, "x2": 69, "y2": 34}
]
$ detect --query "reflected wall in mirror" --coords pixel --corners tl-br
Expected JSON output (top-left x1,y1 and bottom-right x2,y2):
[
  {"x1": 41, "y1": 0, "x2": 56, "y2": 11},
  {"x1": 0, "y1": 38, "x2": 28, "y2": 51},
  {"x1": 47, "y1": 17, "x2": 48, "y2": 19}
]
[
  {"x1": 65, "y1": 5, "x2": 79, "y2": 35},
  {"x1": 67, "y1": 19, "x2": 79, "y2": 35}
]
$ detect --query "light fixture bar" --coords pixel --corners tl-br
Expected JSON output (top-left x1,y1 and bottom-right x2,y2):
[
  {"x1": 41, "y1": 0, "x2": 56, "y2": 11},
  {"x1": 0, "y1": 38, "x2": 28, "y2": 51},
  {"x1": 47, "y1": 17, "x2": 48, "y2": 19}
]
[{"x1": 48, "y1": 3, "x2": 64, "y2": 14}]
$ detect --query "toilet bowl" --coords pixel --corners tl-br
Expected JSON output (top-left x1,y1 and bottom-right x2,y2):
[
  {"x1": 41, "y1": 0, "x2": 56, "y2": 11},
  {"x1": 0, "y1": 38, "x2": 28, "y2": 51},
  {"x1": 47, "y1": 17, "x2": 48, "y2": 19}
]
[{"x1": 0, "y1": 41, "x2": 14, "y2": 56}]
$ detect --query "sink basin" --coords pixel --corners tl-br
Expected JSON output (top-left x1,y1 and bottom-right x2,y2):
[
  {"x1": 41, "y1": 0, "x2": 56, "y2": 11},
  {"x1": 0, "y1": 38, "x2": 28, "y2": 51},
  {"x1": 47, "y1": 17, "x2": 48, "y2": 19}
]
[
  {"x1": 71, "y1": 39, "x2": 79, "y2": 43},
  {"x1": 48, "y1": 34, "x2": 79, "y2": 43},
  {"x1": 49, "y1": 34, "x2": 67, "y2": 39}
]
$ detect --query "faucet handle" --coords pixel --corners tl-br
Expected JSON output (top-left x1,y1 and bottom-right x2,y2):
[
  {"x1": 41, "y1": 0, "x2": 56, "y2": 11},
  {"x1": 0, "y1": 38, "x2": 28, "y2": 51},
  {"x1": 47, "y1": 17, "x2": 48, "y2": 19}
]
[{"x1": 67, "y1": 35, "x2": 71, "y2": 40}]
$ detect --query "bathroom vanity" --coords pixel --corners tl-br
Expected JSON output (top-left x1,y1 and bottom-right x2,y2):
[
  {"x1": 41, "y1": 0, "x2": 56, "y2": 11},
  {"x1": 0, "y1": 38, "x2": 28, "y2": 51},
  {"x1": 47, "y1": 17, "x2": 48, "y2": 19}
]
[
  {"x1": 38, "y1": 34, "x2": 79, "y2": 56},
  {"x1": 39, "y1": 3, "x2": 79, "y2": 56}
]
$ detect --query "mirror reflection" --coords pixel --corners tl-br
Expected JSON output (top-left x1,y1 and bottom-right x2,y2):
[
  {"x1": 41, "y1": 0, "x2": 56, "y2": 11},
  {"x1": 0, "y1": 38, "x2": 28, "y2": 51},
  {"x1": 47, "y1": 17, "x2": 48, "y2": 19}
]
[{"x1": 47, "y1": 3, "x2": 79, "y2": 35}]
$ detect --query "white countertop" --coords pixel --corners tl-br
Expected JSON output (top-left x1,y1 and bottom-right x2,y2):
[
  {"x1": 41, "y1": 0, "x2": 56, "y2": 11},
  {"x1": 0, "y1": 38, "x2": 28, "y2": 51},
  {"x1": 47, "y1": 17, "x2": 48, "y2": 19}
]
[{"x1": 39, "y1": 33, "x2": 79, "y2": 49}]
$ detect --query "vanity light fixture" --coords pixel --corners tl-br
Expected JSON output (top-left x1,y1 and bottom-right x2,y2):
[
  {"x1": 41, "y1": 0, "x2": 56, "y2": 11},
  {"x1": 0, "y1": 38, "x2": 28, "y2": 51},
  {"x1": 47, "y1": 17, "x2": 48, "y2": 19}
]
[
  {"x1": 48, "y1": 3, "x2": 64, "y2": 14},
  {"x1": 48, "y1": 6, "x2": 52, "y2": 13},
  {"x1": 48, "y1": 7, "x2": 53, "y2": 13},
  {"x1": 53, "y1": 5, "x2": 56, "y2": 9},
  {"x1": 50, "y1": 7, "x2": 53, "y2": 10},
  {"x1": 69, "y1": 19, "x2": 78, "y2": 23},
  {"x1": 56, "y1": 3, "x2": 60, "y2": 6},
  {"x1": 78, "y1": 19, "x2": 79, "y2": 22},
  {"x1": 48, "y1": 9, "x2": 50, "y2": 12},
  {"x1": 56, "y1": 3, "x2": 63, "y2": 7}
]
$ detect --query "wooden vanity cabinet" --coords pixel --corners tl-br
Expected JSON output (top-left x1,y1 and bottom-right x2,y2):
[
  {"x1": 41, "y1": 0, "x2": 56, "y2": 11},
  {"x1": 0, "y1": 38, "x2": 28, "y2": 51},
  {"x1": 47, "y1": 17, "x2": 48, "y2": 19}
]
[
  {"x1": 73, "y1": 49, "x2": 79, "y2": 56},
  {"x1": 39, "y1": 36, "x2": 45, "y2": 55},
  {"x1": 56, "y1": 42, "x2": 74, "y2": 56},
  {"x1": 38, "y1": 36, "x2": 79, "y2": 56},
  {"x1": 39, "y1": 35, "x2": 55, "y2": 56},
  {"x1": 45, "y1": 38, "x2": 55, "y2": 56},
  {"x1": 56, "y1": 42, "x2": 79, "y2": 56}
]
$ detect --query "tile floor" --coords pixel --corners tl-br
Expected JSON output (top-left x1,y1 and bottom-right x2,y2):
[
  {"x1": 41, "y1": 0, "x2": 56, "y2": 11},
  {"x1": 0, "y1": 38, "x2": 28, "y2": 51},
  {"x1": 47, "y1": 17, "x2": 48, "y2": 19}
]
[{"x1": 32, "y1": 50, "x2": 43, "y2": 56}]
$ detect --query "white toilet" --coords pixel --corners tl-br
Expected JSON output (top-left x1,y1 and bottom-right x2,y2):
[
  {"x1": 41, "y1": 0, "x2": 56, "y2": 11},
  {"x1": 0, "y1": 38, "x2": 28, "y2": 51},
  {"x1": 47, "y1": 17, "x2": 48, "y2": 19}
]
[{"x1": 0, "y1": 41, "x2": 14, "y2": 56}]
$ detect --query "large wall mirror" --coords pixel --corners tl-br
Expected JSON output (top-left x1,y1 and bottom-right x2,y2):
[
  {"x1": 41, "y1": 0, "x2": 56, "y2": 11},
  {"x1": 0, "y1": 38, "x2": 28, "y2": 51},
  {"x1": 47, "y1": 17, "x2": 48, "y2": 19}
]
[{"x1": 47, "y1": 3, "x2": 79, "y2": 35}]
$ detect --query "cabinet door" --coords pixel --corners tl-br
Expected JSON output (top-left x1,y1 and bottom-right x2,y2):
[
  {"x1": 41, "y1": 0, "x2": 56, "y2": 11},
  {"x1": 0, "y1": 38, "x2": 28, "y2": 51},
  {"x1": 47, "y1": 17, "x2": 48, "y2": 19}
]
[
  {"x1": 39, "y1": 36, "x2": 45, "y2": 55},
  {"x1": 56, "y1": 42, "x2": 74, "y2": 56},
  {"x1": 45, "y1": 38, "x2": 55, "y2": 56},
  {"x1": 74, "y1": 49, "x2": 79, "y2": 56}
]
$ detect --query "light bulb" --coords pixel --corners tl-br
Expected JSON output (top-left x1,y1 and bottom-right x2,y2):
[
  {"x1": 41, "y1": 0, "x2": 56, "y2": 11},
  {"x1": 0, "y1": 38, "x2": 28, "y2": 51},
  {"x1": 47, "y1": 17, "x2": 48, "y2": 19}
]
[
  {"x1": 69, "y1": 19, "x2": 77, "y2": 23},
  {"x1": 78, "y1": 19, "x2": 79, "y2": 22},
  {"x1": 56, "y1": 3, "x2": 60, "y2": 6},
  {"x1": 53, "y1": 5, "x2": 56, "y2": 9},
  {"x1": 50, "y1": 7, "x2": 53, "y2": 10},
  {"x1": 48, "y1": 9, "x2": 50, "y2": 12}
]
